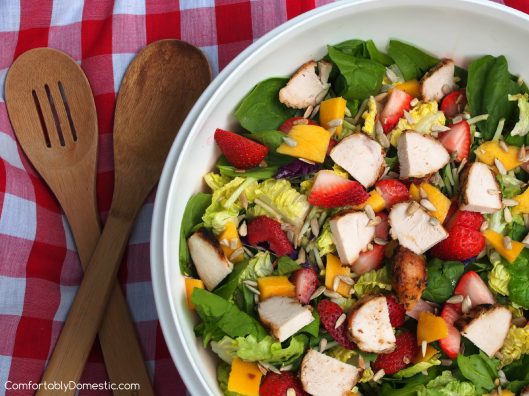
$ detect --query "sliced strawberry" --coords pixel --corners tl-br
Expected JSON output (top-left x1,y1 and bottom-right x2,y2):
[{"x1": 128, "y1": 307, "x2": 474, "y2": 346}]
[
  {"x1": 279, "y1": 117, "x2": 318, "y2": 133},
  {"x1": 430, "y1": 225, "x2": 485, "y2": 262},
  {"x1": 405, "y1": 298, "x2": 434, "y2": 320},
  {"x1": 308, "y1": 171, "x2": 369, "y2": 208},
  {"x1": 380, "y1": 88, "x2": 413, "y2": 133},
  {"x1": 453, "y1": 271, "x2": 495, "y2": 307},
  {"x1": 326, "y1": 138, "x2": 338, "y2": 155},
  {"x1": 372, "y1": 331, "x2": 418, "y2": 375},
  {"x1": 439, "y1": 304, "x2": 461, "y2": 359},
  {"x1": 291, "y1": 268, "x2": 319, "y2": 304},
  {"x1": 386, "y1": 294, "x2": 406, "y2": 328},
  {"x1": 375, "y1": 212, "x2": 389, "y2": 240},
  {"x1": 214, "y1": 128, "x2": 269, "y2": 169},
  {"x1": 437, "y1": 120, "x2": 470, "y2": 162},
  {"x1": 443, "y1": 200, "x2": 459, "y2": 227},
  {"x1": 247, "y1": 216, "x2": 293, "y2": 257},
  {"x1": 375, "y1": 179, "x2": 410, "y2": 209},
  {"x1": 351, "y1": 244, "x2": 385, "y2": 275},
  {"x1": 260, "y1": 371, "x2": 306, "y2": 396},
  {"x1": 317, "y1": 300, "x2": 355, "y2": 349},
  {"x1": 440, "y1": 90, "x2": 467, "y2": 119},
  {"x1": 446, "y1": 210, "x2": 484, "y2": 231}
]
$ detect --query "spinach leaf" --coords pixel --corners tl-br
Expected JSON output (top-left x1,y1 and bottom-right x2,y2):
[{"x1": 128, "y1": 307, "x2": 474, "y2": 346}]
[
  {"x1": 387, "y1": 40, "x2": 438, "y2": 81},
  {"x1": 235, "y1": 78, "x2": 296, "y2": 133},
  {"x1": 366, "y1": 40, "x2": 393, "y2": 66},
  {"x1": 248, "y1": 130, "x2": 285, "y2": 151},
  {"x1": 298, "y1": 311, "x2": 320, "y2": 337},
  {"x1": 275, "y1": 256, "x2": 301, "y2": 275},
  {"x1": 191, "y1": 288, "x2": 267, "y2": 341},
  {"x1": 214, "y1": 259, "x2": 250, "y2": 300},
  {"x1": 422, "y1": 259, "x2": 465, "y2": 303},
  {"x1": 507, "y1": 248, "x2": 529, "y2": 308},
  {"x1": 217, "y1": 162, "x2": 279, "y2": 180},
  {"x1": 328, "y1": 46, "x2": 386, "y2": 101},
  {"x1": 456, "y1": 352, "x2": 498, "y2": 392},
  {"x1": 332, "y1": 39, "x2": 367, "y2": 57},
  {"x1": 179, "y1": 193, "x2": 212, "y2": 276},
  {"x1": 466, "y1": 55, "x2": 520, "y2": 140},
  {"x1": 504, "y1": 355, "x2": 529, "y2": 392}
]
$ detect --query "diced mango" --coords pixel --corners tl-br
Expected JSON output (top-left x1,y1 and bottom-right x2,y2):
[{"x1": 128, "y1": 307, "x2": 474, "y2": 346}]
[
  {"x1": 417, "y1": 312, "x2": 448, "y2": 344},
  {"x1": 414, "y1": 344, "x2": 439, "y2": 364},
  {"x1": 325, "y1": 253, "x2": 351, "y2": 297},
  {"x1": 483, "y1": 391, "x2": 515, "y2": 396},
  {"x1": 512, "y1": 188, "x2": 529, "y2": 214},
  {"x1": 483, "y1": 229, "x2": 525, "y2": 263},
  {"x1": 409, "y1": 183, "x2": 451, "y2": 223},
  {"x1": 320, "y1": 97, "x2": 347, "y2": 136},
  {"x1": 184, "y1": 278, "x2": 204, "y2": 310},
  {"x1": 351, "y1": 190, "x2": 386, "y2": 212},
  {"x1": 257, "y1": 276, "x2": 296, "y2": 300},
  {"x1": 475, "y1": 141, "x2": 523, "y2": 171},
  {"x1": 227, "y1": 358, "x2": 262, "y2": 396},
  {"x1": 393, "y1": 80, "x2": 421, "y2": 97},
  {"x1": 276, "y1": 124, "x2": 331, "y2": 163},
  {"x1": 218, "y1": 222, "x2": 243, "y2": 263}
]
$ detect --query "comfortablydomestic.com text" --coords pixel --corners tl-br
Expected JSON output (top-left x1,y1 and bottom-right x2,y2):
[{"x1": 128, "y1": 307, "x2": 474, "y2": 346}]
[{"x1": 4, "y1": 380, "x2": 140, "y2": 392}]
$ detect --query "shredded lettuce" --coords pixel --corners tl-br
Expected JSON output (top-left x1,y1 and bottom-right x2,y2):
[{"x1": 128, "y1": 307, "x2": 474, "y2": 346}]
[
  {"x1": 316, "y1": 221, "x2": 336, "y2": 256},
  {"x1": 509, "y1": 93, "x2": 529, "y2": 137},
  {"x1": 418, "y1": 370, "x2": 478, "y2": 396},
  {"x1": 204, "y1": 172, "x2": 232, "y2": 191},
  {"x1": 353, "y1": 267, "x2": 392, "y2": 297},
  {"x1": 327, "y1": 346, "x2": 356, "y2": 363},
  {"x1": 240, "y1": 252, "x2": 274, "y2": 281},
  {"x1": 362, "y1": 96, "x2": 377, "y2": 136},
  {"x1": 332, "y1": 164, "x2": 350, "y2": 179},
  {"x1": 300, "y1": 178, "x2": 314, "y2": 195},
  {"x1": 488, "y1": 259, "x2": 511, "y2": 296},
  {"x1": 389, "y1": 101, "x2": 445, "y2": 146},
  {"x1": 497, "y1": 173, "x2": 524, "y2": 199},
  {"x1": 394, "y1": 356, "x2": 441, "y2": 379},
  {"x1": 499, "y1": 325, "x2": 529, "y2": 366}
]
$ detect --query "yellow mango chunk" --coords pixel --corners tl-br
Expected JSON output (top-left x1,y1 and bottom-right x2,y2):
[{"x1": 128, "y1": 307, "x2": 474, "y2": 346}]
[
  {"x1": 409, "y1": 183, "x2": 451, "y2": 223},
  {"x1": 483, "y1": 391, "x2": 515, "y2": 396},
  {"x1": 513, "y1": 188, "x2": 529, "y2": 214},
  {"x1": 184, "y1": 278, "x2": 204, "y2": 310},
  {"x1": 351, "y1": 190, "x2": 386, "y2": 212},
  {"x1": 475, "y1": 141, "x2": 523, "y2": 171},
  {"x1": 483, "y1": 229, "x2": 525, "y2": 263},
  {"x1": 414, "y1": 344, "x2": 439, "y2": 364},
  {"x1": 276, "y1": 124, "x2": 331, "y2": 163},
  {"x1": 227, "y1": 358, "x2": 262, "y2": 396},
  {"x1": 417, "y1": 312, "x2": 448, "y2": 344},
  {"x1": 218, "y1": 222, "x2": 243, "y2": 263},
  {"x1": 325, "y1": 254, "x2": 351, "y2": 297},
  {"x1": 393, "y1": 80, "x2": 421, "y2": 97},
  {"x1": 257, "y1": 276, "x2": 296, "y2": 300},
  {"x1": 320, "y1": 97, "x2": 347, "y2": 136}
]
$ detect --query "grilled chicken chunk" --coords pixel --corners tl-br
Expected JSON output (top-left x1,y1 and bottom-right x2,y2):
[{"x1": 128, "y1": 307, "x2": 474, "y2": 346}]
[
  {"x1": 301, "y1": 349, "x2": 360, "y2": 396},
  {"x1": 258, "y1": 296, "x2": 314, "y2": 342},
  {"x1": 421, "y1": 59, "x2": 456, "y2": 102},
  {"x1": 347, "y1": 295, "x2": 396, "y2": 353},
  {"x1": 392, "y1": 246, "x2": 427, "y2": 310},
  {"x1": 279, "y1": 61, "x2": 331, "y2": 109},
  {"x1": 188, "y1": 228, "x2": 233, "y2": 290},
  {"x1": 330, "y1": 133, "x2": 385, "y2": 188},
  {"x1": 398, "y1": 131, "x2": 450, "y2": 178},
  {"x1": 460, "y1": 162, "x2": 502, "y2": 213},
  {"x1": 389, "y1": 201, "x2": 448, "y2": 254},
  {"x1": 329, "y1": 211, "x2": 375, "y2": 264}
]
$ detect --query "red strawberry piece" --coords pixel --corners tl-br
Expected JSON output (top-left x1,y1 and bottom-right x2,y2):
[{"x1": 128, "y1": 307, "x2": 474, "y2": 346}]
[
  {"x1": 440, "y1": 89, "x2": 467, "y2": 119},
  {"x1": 326, "y1": 138, "x2": 338, "y2": 155},
  {"x1": 446, "y1": 210, "x2": 484, "y2": 231},
  {"x1": 279, "y1": 116, "x2": 318, "y2": 133},
  {"x1": 430, "y1": 225, "x2": 485, "y2": 262},
  {"x1": 439, "y1": 303, "x2": 461, "y2": 359},
  {"x1": 443, "y1": 200, "x2": 459, "y2": 227},
  {"x1": 351, "y1": 244, "x2": 385, "y2": 275},
  {"x1": 247, "y1": 216, "x2": 293, "y2": 256},
  {"x1": 375, "y1": 179, "x2": 410, "y2": 209},
  {"x1": 386, "y1": 294, "x2": 406, "y2": 328},
  {"x1": 260, "y1": 371, "x2": 306, "y2": 396},
  {"x1": 437, "y1": 120, "x2": 470, "y2": 162},
  {"x1": 214, "y1": 128, "x2": 269, "y2": 169},
  {"x1": 380, "y1": 88, "x2": 413, "y2": 133},
  {"x1": 308, "y1": 171, "x2": 369, "y2": 208},
  {"x1": 453, "y1": 270, "x2": 495, "y2": 307},
  {"x1": 372, "y1": 331, "x2": 418, "y2": 375},
  {"x1": 317, "y1": 300, "x2": 355, "y2": 349},
  {"x1": 375, "y1": 212, "x2": 389, "y2": 240},
  {"x1": 291, "y1": 268, "x2": 319, "y2": 304}
]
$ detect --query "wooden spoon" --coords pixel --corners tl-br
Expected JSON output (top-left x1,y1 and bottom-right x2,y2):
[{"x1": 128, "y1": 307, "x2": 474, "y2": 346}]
[
  {"x1": 35, "y1": 40, "x2": 211, "y2": 394},
  {"x1": 5, "y1": 48, "x2": 154, "y2": 395}
]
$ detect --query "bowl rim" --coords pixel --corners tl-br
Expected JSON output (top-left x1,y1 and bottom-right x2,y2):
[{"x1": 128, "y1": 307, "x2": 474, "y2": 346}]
[{"x1": 151, "y1": 0, "x2": 529, "y2": 394}]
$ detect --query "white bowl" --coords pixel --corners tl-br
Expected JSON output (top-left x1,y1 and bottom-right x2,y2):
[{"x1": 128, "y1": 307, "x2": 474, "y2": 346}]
[{"x1": 151, "y1": 0, "x2": 529, "y2": 394}]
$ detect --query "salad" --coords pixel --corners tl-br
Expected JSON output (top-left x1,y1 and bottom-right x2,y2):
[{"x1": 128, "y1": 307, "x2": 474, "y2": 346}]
[{"x1": 180, "y1": 38, "x2": 529, "y2": 396}]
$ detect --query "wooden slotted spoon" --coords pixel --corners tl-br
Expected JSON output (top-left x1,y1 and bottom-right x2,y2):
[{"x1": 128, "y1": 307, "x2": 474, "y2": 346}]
[
  {"x1": 34, "y1": 40, "x2": 211, "y2": 394},
  {"x1": 5, "y1": 48, "x2": 154, "y2": 395}
]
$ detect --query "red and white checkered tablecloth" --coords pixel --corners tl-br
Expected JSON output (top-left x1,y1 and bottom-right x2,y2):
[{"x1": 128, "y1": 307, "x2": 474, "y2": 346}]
[{"x1": 0, "y1": 0, "x2": 527, "y2": 395}]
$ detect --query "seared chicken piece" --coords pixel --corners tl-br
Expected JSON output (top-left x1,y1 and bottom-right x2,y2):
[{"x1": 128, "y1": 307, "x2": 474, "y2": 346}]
[
  {"x1": 188, "y1": 228, "x2": 233, "y2": 290},
  {"x1": 398, "y1": 131, "x2": 450, "y2": 178},
  {"x1": 392, "y1": 246, "x2": 427, "y2": 310},
  {"x1": 301, "y1": 349, "x2": 360, "y2": 396},
  {"x1": 421, "y1": 59, "x2": 456, "y2": 102},
  {"x1": 279, "y1": 61, "x2": 331, "y2": 109},
  {"x1": 329, "y1": 211, "x2": 375, "y2": 264},
  {"x1": 347, "y1": 295, "x2": 396, "y2": 353},
  {"x1": 456, "y1": 305, "x2": 512, "y2": 357},
  {"x1": 258, "y1": 296, "x2": 314, "y2": 342},
  {"x1": 389, "y1": 201, "x2": 448, "y2": 254},
  {"x1": 330, "y1": 133, "x2": 385, "y2": 188},
  {"x1": 460, "y1": 162, "x2": 502, "y2": 213}
]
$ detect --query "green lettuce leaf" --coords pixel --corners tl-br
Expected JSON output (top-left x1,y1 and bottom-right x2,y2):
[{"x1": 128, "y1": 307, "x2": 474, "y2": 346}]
[
  {"x1": 418, "y1": 370, "x2": 478, "y2": 396},
  {"x1": 497, "y1": 173, "x2": 524, "y2": 199},
  {"x1": 509, "y1": 93, "x2": 529, "y2": 137},
  {"x1": 422, "y1": 259, "x2": 464, "y2": 303},
  {"x1": 488, "y1": 258, "x2": 511, "y2": 296},
  {"x1": 353, "y1": 267, "x2": 392, "y2": 297},
  {"x1": 499, "y1": 325, "x2": 529, "y2": 366},
  {"x1": 274, "y1": 256, "x2": 301, "y2": 276},
  {"x1": 456, "y1": 352, "x2": 499, "y2": 392},
  {"x1": 387, "y1": 40, "x2": 438, "y2": 81},
  {"x1": 316, "y1": 221, "x2": 336, "y2": 256},
  {"x1": 394, "y1": 356, "x2": 441, "y2": 379},
  {"x1": 204, "y1": 172, "x2": 232, "y2": 191},
  {"x1": 507, "y1": 248, "x2": 529, "y2": 308}
]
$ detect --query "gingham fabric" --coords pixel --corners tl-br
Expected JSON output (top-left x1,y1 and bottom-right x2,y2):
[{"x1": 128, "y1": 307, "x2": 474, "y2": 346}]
[{"x1": 0, "y1": 0, "x2": 526, "y2": 395}]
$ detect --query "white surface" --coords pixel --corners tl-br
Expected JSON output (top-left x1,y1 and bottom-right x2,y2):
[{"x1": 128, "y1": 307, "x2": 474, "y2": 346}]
[{"x1": 151, "y1": 1, "x2": 529, "y2": 394}]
